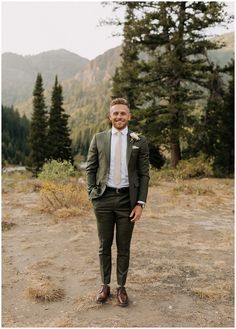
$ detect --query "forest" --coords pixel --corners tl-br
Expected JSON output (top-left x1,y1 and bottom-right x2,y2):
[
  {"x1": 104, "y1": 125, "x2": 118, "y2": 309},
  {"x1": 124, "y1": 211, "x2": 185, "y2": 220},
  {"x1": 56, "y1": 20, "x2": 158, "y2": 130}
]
[
  {"x1": 2, "y1": 106, "x2": 30, "y2": 165},
  {"x1": 2, "y1": 2, "x2": 234, "y2": 176}
]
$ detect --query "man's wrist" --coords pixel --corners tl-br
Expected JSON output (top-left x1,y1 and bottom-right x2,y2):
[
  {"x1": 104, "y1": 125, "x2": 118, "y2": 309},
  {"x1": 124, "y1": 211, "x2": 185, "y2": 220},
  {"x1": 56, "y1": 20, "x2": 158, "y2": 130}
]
[{"x1": 136, "y1": 201, "x2": 146, "y2": 209}]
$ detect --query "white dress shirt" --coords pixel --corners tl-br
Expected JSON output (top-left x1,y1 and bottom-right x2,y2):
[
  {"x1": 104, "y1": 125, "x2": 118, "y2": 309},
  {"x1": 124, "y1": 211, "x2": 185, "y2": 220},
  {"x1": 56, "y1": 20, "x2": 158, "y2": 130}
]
[{"x1": 107, "y1": 126, "x2": 129, "y2": 188}]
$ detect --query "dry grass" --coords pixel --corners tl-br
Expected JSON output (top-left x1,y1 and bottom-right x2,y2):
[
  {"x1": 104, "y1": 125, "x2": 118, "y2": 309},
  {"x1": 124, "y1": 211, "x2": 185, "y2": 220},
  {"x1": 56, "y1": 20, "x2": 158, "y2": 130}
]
[
  {"x1": 40, "y1": 180, "x2": 92, "y2": 218},
  {"x1": 129, "y1": 259, "x2": 233, "y2": 303},
  {"x1": 74, "y1": 293, "x2": 104, "y2": 312},
  {"x1": 31, "y1": 179, "x2": 43, "y2": 192},
  {"x1": 2, "y1": 170, "x2": 32, "y2": 181},
  {"x1": 2, "y1": 171, "x2": 35, "y2": 193},
  {"x1": 26, "y1": 273, "x2": 65, "y2": 302},
  {"x1": 30, "y1": 260, "x2": 54, "y2": 270},
  {"x1": 173, "y1": 182, "x2": 215, "y2": 196},
  {"x1": 2, "y1": 213, "x2": 16, "y2": 232},
  {"x1": 48, "y1": 318, "x2": 78, "y2": 327},
  {"x1": 223, "y1": 230, "x2": 234, "y2": 247},
  {"x1": 53, "y1": 207, "x2": 85, "y2": 221},
  {"x1": 130, "y1": 262, "x2": 198, "y2": 287},
  {"x1": 2, "y1": 174, "x2": 234, "y2": 327},
  {"x1": 2, "y1": 221, "x2": 16, "y2": 231},
  {"x1": 191, "y1": 281, "x2": 233, "y2": 301}
]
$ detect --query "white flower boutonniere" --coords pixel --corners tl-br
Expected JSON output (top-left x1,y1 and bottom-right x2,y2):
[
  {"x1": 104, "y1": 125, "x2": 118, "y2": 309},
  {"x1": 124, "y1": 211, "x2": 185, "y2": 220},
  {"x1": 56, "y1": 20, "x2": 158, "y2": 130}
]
[{"x1": 130, "y1": 132, "x2": 141, "y2": 142}]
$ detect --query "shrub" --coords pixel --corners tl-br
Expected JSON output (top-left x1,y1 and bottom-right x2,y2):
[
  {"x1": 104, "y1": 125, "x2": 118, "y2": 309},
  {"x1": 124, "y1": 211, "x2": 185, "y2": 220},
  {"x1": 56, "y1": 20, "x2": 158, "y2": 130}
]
[
  {"x1": 176, "y1": 156, "x2": 213, "y2": 179},
  {"x1": 40, "y1": 180, "x2": 91, "y2": 215},
  {"x1": 173, "y1": 183, "x2": 215, "y2": 196},
  {"x1": 38, "y1": 160, "x2": 76, "y2": 181},
  {"x1": 38, "y1": 160, "x2": 91, "y2": 218},
  {"x1": 27, "y1": 274, "x2": 65, "y2": 302},
  {"x1": 149, "y1": 155, "x2": 214, "y2": 185},
  {"x1": 149, "y1": 167, "x2": 175, "y2": 185}
]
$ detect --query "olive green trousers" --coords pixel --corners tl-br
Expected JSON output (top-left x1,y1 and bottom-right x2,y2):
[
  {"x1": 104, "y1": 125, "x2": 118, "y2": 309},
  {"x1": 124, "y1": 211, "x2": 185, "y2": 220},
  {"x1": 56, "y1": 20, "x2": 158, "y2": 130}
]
[{"x1": 92, "y1": 189, "x2": 134, "y2": 286}]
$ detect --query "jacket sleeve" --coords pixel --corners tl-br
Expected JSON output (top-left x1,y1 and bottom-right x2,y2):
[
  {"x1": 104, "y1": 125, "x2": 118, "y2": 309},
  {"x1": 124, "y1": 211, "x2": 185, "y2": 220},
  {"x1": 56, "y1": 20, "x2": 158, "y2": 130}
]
[
  {"x1": 86, "y1": 134, "x2": 98, "y2": 195},
  {"x1": 137, "y1": 137, "x2": 150, "y2": 203}
]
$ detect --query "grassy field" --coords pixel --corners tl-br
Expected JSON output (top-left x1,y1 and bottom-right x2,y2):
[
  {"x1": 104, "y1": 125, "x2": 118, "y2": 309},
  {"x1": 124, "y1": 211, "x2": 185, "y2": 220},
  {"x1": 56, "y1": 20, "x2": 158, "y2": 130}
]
[{"x1": 2, "y1": 171, "x2": 234, "y2": 327}]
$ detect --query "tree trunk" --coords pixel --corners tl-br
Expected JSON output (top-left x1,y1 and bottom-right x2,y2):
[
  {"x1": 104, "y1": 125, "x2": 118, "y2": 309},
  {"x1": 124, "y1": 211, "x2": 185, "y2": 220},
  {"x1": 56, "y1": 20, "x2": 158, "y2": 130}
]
[{"x1": 170, "y1": 140, "x2": 181, "y2": 168}]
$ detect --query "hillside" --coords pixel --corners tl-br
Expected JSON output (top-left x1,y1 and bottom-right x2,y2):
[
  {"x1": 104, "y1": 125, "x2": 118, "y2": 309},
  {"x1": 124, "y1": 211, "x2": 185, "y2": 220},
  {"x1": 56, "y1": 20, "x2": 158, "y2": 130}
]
[
  {"x1": 14, "y1": 46, "x2": 122, "y2": 155},
  {"x1": 2, "y1": 32, "x2": 234, "y2": 110},
  {"x1": 208, "y1": 32, "x2": 235, "y2": 66},
  {"x1": 2, "y1": 49, "x2": 89, "y2": 106},
  {"x1": 74, "y1": 46, "x2": 122, "y2": 87},
  {"x1": 2, "y1": 32, "x2": 234, "y2": 157}
]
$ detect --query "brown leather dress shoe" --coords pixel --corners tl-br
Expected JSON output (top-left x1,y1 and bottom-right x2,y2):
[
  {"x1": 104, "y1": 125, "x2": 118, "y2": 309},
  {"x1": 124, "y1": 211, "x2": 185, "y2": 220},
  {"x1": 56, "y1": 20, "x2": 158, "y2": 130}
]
[
  {"x1": 96, "y1": 284, "x2": 110, "y2": 304},
  {"x1": 117, "y1": 287, "x2": 129, "y2": 307}
]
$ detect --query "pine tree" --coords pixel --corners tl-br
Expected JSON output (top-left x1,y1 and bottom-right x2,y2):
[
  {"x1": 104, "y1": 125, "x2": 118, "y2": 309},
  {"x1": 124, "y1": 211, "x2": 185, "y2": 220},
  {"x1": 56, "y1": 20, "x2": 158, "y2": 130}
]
[
  {"x1": 187, "y1": 60, "x2": 234, "y2": 176},
  {"x1": 28, "y1": 73, "x2": 48, "y2": 173},
  {"x1": 47, "y1": 76, "x2": 72, "y2": 162},
  {"x1": 110, "y1": 1, "x2": 231, "y2": 167},
  {"x1": 204, "y1": 66, "x2": 225, "y2": 157},
  {"x1": 213, "y1": 60, "x2": 234, "y2": 175},
  {"x1": 2, "y1": 106, "x2": 30, "y2": 165},
  {"x1": 112, "y1": 2, "x2": 141, "y2": 109},
  {"x1": 111, "y1": 2, "x2": 165, "y2": 168}
]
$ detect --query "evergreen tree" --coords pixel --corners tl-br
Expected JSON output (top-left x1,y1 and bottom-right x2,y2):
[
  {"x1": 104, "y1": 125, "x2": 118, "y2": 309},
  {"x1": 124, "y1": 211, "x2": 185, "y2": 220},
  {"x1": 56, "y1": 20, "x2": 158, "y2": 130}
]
[
  {"x1": 110, "y1": 1, "x2": 231, "y2": 167},
  {"x1": 112, "y1": 3, "x2": 141, "y2": 109},
  {"x1": 2, "y1": 106, "x2": 30, "y2": 165},
  {"x1": 213, "y1": 60, "x2": 234, "y2": 175},
  {"x1": 47, "y1": 76, "x2": 72, "y2": 162},
  {"x1": 112, "y1": 2, "x2": 165, "y2": 168},
  {"x1": 187, "y1": 60, "x2": 234, "y2": 176},
  {"x1": 28, "y1": 73, "x2": 48, "y2": 173},
  {"x1": 203, "y1": 66, "x2": 225, "y2": 158}
]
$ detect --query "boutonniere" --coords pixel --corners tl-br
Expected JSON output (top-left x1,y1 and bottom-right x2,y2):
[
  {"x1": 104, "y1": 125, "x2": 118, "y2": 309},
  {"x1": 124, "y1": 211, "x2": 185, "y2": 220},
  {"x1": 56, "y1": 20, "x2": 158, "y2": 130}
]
[{"x1": 130, "y1": 132, "x2": 141, "y2": 142}]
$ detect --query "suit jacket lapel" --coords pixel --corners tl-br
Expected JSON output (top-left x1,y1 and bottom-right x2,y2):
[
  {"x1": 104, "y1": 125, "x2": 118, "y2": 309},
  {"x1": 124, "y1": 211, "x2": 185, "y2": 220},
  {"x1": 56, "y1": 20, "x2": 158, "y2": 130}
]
[
  {"x1": 126, "y1": 129, "x2": 133, "y2": 165},
  {"x1": 104, "y1": 129, "x2": 111, "y2": 166}
]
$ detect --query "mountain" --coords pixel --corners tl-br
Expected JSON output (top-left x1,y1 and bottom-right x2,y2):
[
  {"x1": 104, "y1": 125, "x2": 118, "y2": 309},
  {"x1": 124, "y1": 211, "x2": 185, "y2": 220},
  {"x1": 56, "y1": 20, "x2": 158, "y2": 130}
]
[
  {"x1": 2, "y1": 49, "x2": 89, "y2": 106},
  {"x1": 13, "y1": 46, "x2": 122, "y2": 157},
  {"x1": 13, "y1": 45, "x2": 122, "y2": 116},
  {"x1": 74, "y1": 46, "x2": 122, "y2": 87},
  {"x1": 2, "y1": 32, "x2": 234, "y2": 110},
  {"x1": 208, "y1": 32, "x2": 235, "y2": 66},
  {"x1": 2, "y1": 32, "x2": 234, "y2": 158}
]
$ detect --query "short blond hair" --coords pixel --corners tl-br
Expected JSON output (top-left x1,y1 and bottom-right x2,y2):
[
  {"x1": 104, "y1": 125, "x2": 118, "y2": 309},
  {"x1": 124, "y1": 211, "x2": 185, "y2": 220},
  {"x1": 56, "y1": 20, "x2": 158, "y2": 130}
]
[{"x1": 110, "y1": 98, "x2": 130, "y2": 109}]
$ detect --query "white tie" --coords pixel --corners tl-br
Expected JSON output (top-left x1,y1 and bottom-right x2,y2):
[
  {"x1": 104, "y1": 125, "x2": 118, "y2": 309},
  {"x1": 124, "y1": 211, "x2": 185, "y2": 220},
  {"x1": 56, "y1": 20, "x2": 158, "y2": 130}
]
[{"x1": 114, "y1": 131, "x2": 122, "y2": 187}]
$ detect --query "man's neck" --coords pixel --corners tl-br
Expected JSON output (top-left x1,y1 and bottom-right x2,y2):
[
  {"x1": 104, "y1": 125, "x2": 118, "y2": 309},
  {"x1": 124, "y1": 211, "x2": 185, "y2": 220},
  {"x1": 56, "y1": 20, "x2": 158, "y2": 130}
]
[{"x1": 112, "y1": 126, "x2": 128, "y2": 134}]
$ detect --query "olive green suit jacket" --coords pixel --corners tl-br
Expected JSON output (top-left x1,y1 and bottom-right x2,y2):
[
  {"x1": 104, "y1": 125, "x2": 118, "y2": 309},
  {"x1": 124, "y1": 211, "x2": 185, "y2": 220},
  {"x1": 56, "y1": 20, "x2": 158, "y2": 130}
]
[
  {"x1": 86, "y1": 128, "x2": 150, "y2": 208},
  {"x1": 86, "y1": 129, "x2": 150, "y2": 209}
]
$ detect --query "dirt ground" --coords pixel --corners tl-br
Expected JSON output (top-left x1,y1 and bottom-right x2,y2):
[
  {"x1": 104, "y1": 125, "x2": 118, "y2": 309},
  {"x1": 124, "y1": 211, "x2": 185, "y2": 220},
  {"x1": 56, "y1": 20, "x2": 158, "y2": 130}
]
[{"x1": 2, "y1": 174, "x2": 234, "y2": 327}]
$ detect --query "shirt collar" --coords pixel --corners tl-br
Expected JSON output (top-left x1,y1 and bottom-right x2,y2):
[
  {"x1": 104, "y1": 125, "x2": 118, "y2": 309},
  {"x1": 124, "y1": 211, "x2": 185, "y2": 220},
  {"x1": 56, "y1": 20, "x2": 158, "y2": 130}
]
[{"x1": 111, "y1": 126, "x2": 128, "y2": 135}]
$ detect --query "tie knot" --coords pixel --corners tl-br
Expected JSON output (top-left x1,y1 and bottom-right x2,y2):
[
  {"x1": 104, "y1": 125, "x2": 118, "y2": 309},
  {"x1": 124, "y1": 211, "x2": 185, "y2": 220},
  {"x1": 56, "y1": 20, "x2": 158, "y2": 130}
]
[{"x1": 115, "y1": 131, "x2": 122, "y2": 138}]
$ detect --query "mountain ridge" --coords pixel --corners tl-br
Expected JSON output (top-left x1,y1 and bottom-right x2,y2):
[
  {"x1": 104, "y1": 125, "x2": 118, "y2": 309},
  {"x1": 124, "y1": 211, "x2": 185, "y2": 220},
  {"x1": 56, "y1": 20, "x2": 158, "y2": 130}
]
[
  {"x1": 2, "y1": 32, "x2": 234, "y2": 108},
  {"x1": 2, "y1": 49, "x2": 90, "y2": 106},
  {"x1": 2, "y1": 32, "x2": 234, "y2": 157}
]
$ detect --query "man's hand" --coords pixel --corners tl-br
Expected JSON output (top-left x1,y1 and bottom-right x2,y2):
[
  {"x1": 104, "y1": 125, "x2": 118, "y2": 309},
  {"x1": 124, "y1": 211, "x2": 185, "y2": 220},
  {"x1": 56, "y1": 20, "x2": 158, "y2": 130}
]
[{"x1": 129, "y1": 205, "x2": 143, "y2": 223}]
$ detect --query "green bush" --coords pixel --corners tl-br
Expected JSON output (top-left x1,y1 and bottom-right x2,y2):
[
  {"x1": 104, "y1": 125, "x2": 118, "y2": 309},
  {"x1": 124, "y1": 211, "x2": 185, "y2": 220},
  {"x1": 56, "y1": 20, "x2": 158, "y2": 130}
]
[
  {"x1": 38, "y1": 160, "x2": 76, "y2": 181},
  {"x1": 176, "y1": 156, "x2": 213, "y2": 179},
  {"x1": 150, "y1": 155, "x2": 213, "y2": 185},
  {"x1": 149, "y1": 167, "x2": 175, "y2": 185}
]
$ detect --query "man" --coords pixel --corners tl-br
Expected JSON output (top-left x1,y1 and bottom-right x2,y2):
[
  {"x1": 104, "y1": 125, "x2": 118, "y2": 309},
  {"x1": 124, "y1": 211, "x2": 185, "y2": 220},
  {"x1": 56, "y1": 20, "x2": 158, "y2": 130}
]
[{"x1": 86, "y1": 98, "x2": 149, "y2": 307}]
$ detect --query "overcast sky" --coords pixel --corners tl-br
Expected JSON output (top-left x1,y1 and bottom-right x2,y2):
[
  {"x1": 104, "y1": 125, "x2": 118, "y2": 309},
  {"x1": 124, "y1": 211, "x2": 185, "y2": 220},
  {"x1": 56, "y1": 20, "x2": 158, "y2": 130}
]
[{"x1": 1, "y1": 1, "x2": 235, "y2": 60}]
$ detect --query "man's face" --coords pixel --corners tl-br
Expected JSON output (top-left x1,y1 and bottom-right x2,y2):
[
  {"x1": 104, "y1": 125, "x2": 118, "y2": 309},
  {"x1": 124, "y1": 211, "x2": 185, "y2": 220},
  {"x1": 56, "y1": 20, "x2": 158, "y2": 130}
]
[{"x1": 109, "y1": 104, "x2": 131, "y2": 130}]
